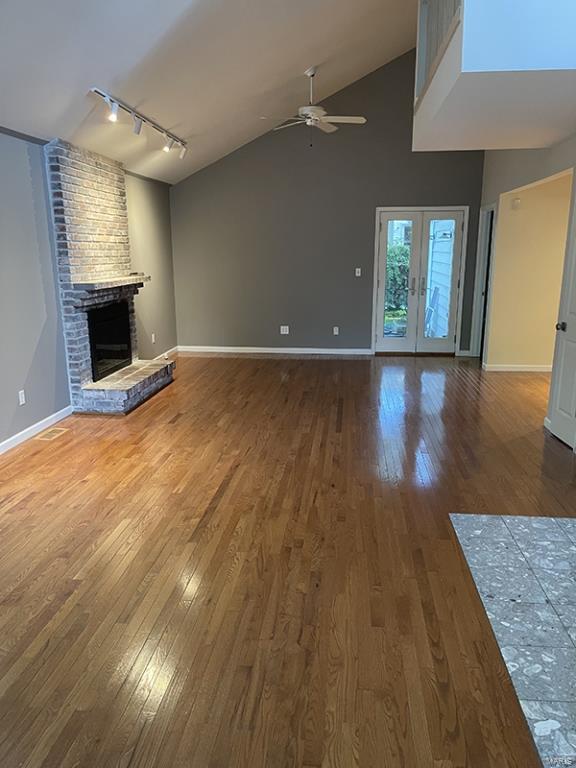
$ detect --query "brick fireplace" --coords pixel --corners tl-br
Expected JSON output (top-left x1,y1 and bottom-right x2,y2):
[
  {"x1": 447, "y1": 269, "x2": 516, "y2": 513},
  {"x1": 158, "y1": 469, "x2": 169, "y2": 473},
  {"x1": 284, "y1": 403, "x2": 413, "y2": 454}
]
[{"x1": 44, "y1": 140, "x2": 174, "y2": 413}]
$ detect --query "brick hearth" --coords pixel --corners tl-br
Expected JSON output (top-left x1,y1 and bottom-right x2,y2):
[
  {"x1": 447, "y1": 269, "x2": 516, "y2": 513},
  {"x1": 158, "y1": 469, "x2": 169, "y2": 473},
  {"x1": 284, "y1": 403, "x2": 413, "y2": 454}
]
[{"x1": 44, "y1": 140, "x2": 174, "y2": 413}]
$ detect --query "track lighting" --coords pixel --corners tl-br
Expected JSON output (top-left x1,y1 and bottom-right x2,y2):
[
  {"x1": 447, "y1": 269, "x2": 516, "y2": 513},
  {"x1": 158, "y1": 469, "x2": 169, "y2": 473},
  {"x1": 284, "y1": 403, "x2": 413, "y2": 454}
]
[{"x1": 90, "y1": 87, "x2": 188, "y2": 159}]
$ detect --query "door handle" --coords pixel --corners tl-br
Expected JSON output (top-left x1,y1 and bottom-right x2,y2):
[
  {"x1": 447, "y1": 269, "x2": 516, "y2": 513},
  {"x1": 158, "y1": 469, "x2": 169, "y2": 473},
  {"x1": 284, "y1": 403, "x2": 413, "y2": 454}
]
[
  {"x1": 420, "y1": 277, "x2": 426, "y2": 296},
  {"x1": 556, "y1": 321, "x2": 567, "y2": 332},
  {"x1": 410, "y1": 277, "x2": 416, "y2": 296}
]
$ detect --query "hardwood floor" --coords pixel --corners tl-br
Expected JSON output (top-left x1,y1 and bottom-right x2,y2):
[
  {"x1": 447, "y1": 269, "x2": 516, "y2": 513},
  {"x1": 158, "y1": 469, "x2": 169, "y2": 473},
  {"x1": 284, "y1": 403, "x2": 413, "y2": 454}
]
[{"x1": 0, "y1": 354, "x2": 573, "y2": 767}]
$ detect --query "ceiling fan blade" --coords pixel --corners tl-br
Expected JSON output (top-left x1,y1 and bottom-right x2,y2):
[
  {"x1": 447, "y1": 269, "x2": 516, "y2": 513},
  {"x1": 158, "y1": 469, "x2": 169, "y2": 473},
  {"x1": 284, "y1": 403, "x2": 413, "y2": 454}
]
[
  {"x1": 322, "y1": 116, "x2": 367, "y2": 125},
  {"x1": 273, "y1": 120, "x2": 305, "y2": 132},
  {"x1": 315, "y1": 121, "x2": 338, "y2": 134}
]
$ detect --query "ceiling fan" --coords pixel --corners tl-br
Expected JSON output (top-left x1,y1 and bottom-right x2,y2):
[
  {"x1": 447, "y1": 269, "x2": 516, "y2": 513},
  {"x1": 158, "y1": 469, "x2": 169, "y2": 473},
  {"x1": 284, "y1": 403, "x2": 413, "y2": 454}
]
[{"x1": 273, "y1": 67, "x2": 367, "y2": 134}]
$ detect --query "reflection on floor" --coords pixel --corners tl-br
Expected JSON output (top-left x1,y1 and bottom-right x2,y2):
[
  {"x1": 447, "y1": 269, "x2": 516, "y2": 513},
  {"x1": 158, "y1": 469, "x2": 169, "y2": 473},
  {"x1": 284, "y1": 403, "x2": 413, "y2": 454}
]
[{"x1": 451, "y1": 513, "x2": 576, "y2": 766}]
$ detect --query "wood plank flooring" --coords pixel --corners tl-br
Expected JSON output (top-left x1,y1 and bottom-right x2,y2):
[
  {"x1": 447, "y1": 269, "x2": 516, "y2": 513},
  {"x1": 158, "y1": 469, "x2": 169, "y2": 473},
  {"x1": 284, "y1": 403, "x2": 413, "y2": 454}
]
[{"x1": 0, "y1": 354, "x2": 573, "y2": 767}]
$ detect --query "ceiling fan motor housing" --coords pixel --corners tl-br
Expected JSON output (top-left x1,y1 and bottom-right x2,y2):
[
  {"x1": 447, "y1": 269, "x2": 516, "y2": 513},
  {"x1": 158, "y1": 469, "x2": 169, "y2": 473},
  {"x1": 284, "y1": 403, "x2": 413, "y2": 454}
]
[{"x1": 298, "y1": 105, "x2": 327, "y2": 119}]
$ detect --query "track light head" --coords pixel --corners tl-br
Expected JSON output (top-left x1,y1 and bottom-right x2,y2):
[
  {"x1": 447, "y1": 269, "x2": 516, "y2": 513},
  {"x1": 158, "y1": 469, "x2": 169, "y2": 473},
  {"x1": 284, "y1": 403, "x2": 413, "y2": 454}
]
[
  {"x1": 107, "y1": 100, "x2": 118, "y2": 123},
  {"x1": 132, "y1": 114, "x2": 143, "y2": 135},
  {"x1": 179, "y1": 145, "x2": 187, "y2": 160},
  {"x1": 163, "y1": 137, "x2": 175, "y2": 153}
]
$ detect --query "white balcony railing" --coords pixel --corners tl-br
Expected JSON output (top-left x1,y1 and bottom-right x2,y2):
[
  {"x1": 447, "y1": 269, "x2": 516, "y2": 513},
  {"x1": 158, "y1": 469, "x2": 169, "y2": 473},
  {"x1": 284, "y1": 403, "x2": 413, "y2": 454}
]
[{"x1": 415, "y1": 0, "x2": 462, "y2": 102}]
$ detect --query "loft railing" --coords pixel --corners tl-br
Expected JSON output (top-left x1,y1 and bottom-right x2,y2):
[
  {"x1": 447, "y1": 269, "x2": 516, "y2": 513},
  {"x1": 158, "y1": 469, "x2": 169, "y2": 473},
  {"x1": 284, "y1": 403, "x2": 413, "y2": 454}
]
[{"x1": 415, "y1": 0, "x2": 462, "y2": 103}]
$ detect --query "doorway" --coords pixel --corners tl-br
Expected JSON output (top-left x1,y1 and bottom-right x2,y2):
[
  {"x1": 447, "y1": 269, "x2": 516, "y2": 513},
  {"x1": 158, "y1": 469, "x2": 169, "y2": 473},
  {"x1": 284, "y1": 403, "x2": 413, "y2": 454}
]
[
  {"x1": 482, "y1": 173, "x2": 572, "y2": 370},
  {"x1": 476, "y1": 171, "x2": 573, "y2": 446},
  {"x1": 373, "y1": 208, "x2": 466, "y2": 354}
]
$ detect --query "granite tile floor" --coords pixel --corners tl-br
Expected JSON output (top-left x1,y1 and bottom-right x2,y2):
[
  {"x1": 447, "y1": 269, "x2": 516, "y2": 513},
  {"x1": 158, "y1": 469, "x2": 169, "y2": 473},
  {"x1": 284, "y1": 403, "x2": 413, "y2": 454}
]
[{"x1": 451, "y1": 514, "x2": 576, "y2": 767}]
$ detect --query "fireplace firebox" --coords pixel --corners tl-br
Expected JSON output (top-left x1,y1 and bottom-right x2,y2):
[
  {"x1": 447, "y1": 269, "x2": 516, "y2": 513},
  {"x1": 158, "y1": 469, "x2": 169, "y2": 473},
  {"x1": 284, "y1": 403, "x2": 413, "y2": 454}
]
[{"x1": 87, "y1": 301, "x2": 132, "y2": 382}]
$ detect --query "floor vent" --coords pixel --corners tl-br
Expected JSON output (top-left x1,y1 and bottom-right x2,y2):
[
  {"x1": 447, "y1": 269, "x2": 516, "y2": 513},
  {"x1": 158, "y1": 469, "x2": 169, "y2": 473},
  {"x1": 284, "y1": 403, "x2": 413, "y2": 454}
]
[{"x1": 35, "y1": 427, "x2": 68, "y2": 442}]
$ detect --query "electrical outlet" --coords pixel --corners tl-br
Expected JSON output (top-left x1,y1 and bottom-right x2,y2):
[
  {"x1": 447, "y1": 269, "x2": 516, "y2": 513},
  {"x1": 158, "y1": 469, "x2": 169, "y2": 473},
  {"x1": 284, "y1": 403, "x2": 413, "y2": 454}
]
[
  {"x1": 333, "y1": 326, "x2": 340, "y2": 336},
  {"x1": 18, "y1": 390, "x2": 26, "y2": 406},
  {"x1": 355, "y1": 267, "x2": 362, "y2": 277},
  {"x1": 280, "y1": 325, "x2": 290, "y2": 335},
  {"x1": 151, "y1": 332, "x2": 156, "y2": 344}
]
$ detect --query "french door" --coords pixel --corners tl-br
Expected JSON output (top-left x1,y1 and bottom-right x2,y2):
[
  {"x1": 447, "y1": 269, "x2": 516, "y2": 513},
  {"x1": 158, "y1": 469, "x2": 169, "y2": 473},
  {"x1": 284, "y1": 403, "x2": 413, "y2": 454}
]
[{"x1": 374, "y1": 209, "x2": 465, "y2": 353}]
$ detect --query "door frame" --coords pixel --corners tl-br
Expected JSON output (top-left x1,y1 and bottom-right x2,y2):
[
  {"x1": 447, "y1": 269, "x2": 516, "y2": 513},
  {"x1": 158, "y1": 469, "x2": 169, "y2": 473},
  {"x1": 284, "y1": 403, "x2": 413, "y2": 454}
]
[
  {"x1": 545, "y1": 169, "x2": 576, "y2": 445},
  {"x1": 371, "y1": 206, "x2": 470, "y2": 354},
  {"x1": 469, "y1": 203, "x2": 497, "y2": 361}
]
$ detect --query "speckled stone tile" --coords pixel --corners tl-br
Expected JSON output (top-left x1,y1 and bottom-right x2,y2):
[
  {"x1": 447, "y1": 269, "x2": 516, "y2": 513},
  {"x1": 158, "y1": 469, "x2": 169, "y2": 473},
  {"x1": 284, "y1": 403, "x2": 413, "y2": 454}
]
[
  {"x1": 521, "y1": 700, "x2": 576, "y2": 765},
  {"x1": 484, "y1": 602, "x2": 572, "y2": 648},
  {"x1": 532, "y1": 567, "x2": 576, "y2": 605},
  {"x1": 521, "y1": 539, "x2": 576, "y2": 572},
  {"x1": 554, "y1": 603, "x2": 576, "y2": 646},
  {"x1": 503, "y1": 516, "x2": 568, "y2": 547},
  {"x1": 469, "y1": 562, "x2": 548, "y2": 604},
  {"x1": 555, "y1": 605, "x2": 576, "y2": 630},
  {"x1": 503, "y1": 646, "x2": 576, "y2": 701},
  {"x1": 456, "y1": 535, "x2": 526, "y2": 569},
  {"x1": 451, "y1": 514, "x2": 576, "y2": 768},
  {"x1": 450, "y1": 513, "x2": 515, "y2": 541},
  {"x1": 558, "y1": 519, "x2": 576, "y2": 545},
  {"x1": 555, "y1": 605, "x2": 576, "y2": 646}
]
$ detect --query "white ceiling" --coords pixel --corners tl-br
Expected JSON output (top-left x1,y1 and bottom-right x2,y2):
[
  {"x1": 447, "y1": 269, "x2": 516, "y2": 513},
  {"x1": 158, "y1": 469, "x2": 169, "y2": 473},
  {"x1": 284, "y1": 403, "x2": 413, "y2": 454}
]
[{"x1": 0, "y1": 0, "x2": 417, "y2": 184}]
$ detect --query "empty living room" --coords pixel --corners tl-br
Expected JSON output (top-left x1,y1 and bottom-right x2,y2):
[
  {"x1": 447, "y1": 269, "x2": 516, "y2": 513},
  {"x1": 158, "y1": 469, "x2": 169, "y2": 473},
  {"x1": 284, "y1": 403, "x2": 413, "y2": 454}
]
[{"x1": 4, "y1": 1, "x2": 576, "y2": 766}]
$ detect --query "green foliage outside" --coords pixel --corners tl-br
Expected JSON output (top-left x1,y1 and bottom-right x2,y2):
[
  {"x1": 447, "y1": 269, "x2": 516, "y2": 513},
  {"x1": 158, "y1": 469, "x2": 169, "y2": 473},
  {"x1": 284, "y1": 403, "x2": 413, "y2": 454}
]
[{"x1": 385, "y1": 244, "x2": 410, "y2": 312}]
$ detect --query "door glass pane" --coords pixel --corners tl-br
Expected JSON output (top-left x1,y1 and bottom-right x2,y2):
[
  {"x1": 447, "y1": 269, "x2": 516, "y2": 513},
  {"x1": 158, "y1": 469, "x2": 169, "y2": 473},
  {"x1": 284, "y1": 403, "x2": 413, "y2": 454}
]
[
  {"x1": 384, "y1": 220, "x2": 412, "y2": 338},
  {"x1": 424, "y1": 219, "x2": 456, "y2": 339}
]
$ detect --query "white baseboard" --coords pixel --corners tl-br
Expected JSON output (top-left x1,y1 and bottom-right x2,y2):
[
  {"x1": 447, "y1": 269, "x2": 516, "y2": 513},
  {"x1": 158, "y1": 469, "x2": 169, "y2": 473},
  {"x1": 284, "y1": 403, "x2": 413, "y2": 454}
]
[
  {"x1": 154, "y1": 346, "x2": 178, "y2": 360},
  {"x1": 544, "y1": 417, "x2": 552, "y2": 431},
  {"x1": 482, "y1": 363, "x2": 553, "y2": 372},
  {"x1": 455, "y1": 349, "x2": 478, "y2": 358},
  {"x1": 0, "y1": 405, "x2": 73, "y2": 456},
  {"x1": 177, "y1": 345, "x2": 374, "y2": 356}
]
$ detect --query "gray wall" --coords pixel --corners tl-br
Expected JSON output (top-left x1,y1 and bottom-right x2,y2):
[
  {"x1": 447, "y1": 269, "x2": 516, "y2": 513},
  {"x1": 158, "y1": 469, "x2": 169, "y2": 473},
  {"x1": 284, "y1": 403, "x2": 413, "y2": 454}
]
[
  {"x1": 126, "y1": 174, "x2": 177, "y2": 359},
  {"x1": 171, "y1": 51, "x2": 484, "y2": 351},
  {"x1": 0, "y1": 132, "x2": 69, "y2": 443},
  {"x1": 483, "y1": 133, "x2": 576, "y2": 205}
]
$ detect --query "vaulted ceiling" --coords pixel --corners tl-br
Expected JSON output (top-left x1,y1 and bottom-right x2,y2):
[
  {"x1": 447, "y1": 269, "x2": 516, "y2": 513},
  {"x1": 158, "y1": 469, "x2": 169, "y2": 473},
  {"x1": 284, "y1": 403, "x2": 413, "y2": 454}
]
[{"x1": 0, "y1": 0, "x2": 417, "y2": 183}]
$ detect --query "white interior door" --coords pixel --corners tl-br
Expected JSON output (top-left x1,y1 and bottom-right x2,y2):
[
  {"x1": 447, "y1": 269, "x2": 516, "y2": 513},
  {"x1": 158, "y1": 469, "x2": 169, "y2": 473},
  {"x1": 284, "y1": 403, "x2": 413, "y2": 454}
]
[
  {"x1": 375, "y1": 212, "x2": 423, "y2": 353},
  {"x1": 375, "y1": 209, "x2": 464, "y2": 354},
  {"x1": 547, "y1": 189, "x2": 576, "y2": 448},
  {"x1": 416, "y1": 212, "x2": 464, "y2": 354}
]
